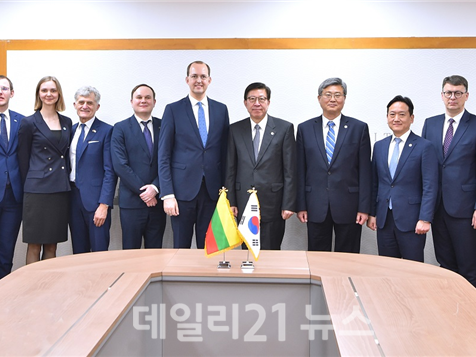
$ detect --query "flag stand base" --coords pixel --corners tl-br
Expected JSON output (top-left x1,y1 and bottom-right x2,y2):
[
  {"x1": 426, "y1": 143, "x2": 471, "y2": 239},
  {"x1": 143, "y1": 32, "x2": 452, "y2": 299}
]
[
  {"x1": 217, "y1": 261, "x2": 231, "y2": 269},
  {"x1": 241, "y1": 261, "x2": 254, "y2": 269}
]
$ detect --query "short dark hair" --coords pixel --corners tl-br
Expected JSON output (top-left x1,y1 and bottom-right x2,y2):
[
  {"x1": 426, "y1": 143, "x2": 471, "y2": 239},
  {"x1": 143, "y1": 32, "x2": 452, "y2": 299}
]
[
  {"x1": 131, "y1": 84, "x2": 156, "y2": 100},
  {"x1": 387, "y1": 95, "x2": 414, "y2": 116},
  {"x1": 187, "y1": 61, "x2": 210, "y2": 76},
  {"x1": 244, "y1": 82, "x2": 271, "y2": 101},
  {"x1": 442, "y1": 75, "x2": 468, "y2": 92},
  {"x1": 0, "y1": 75, "x2": 13, "y2": 91}
]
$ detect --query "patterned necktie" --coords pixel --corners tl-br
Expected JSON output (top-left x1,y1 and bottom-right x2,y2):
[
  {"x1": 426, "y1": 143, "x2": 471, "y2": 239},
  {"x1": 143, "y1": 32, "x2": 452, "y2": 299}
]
[
  {"x1": 141, "y1": 120, "x2": 153, "y2": 157},
  {"x1": 325, "y1": 121, "x2": 335, "y2": 164},
  {"x1": 198, "y1": 102, "x2": 207, "y2": 147},
  {"x1": 443, "y1": 118, "x2": 455, "y2": 157},
  {"x1": 76, "y1": 123, "x2": 86, "y2": 163},
  {"x1": 389, "y1": 137, "x2": 402, "y2": 209},
  {"x1": 253, "y1": 124, "x2": 260, "y2": 161},
  {"x1": 1, "y1": 113, "x2": 8, "y2": 149}
]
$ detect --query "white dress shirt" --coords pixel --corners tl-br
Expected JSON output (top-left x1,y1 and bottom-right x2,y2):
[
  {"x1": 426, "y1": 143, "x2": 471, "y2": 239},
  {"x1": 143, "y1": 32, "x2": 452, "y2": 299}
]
[{"x1": 70, "y1": 117, "x2": 95, "y2": 182}]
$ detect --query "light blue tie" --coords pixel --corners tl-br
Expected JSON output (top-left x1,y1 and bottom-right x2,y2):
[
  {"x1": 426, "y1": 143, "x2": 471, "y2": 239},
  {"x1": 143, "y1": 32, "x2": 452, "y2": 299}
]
[
  {"x1": 197, "y1": 102, "x2": 207, "y2": 147},
  {"x1": 389, "y1": 137, "x2": 402, "y2": 209},
  {"x1": 325, "y1": 121, "x2": 335, "y2": 164}
]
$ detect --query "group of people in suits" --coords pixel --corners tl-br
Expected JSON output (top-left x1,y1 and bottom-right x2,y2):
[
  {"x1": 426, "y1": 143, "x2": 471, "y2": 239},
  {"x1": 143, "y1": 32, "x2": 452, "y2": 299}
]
[{"x1": 1, "y1": 69, "x2": 476, "y2": 288}]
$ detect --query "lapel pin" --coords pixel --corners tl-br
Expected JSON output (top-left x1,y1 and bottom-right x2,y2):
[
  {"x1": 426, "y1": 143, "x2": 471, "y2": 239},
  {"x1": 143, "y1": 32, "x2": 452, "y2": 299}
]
[
  {"x1": 92, "y1": 129, "x2": 96, "y2": 133},
  {"x1": 63, "y1": 127, "x2": 66, "y2": 130},
  {"x1": 409, "y1": 143, "x2": 412, "y2": 147},
  {"x1": 271, "y1": 132, "x2": 275, "y2": 135},
  {"x1": 344, "y1": 125, "x2": 348, "y2": 129},
  {"x1": 14, "y1": 119, "x2": 17, "y2": 122}
]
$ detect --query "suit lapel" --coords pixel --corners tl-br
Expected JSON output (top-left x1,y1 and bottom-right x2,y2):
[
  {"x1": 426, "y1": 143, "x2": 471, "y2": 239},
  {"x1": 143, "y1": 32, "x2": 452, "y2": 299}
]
[
  {"x1": 238, "y1": 119, "x2": 255, "y2": 165},
  {"x1": 392, "y1": 132, "x2": 417, "y2": 181},
  {"x1": 185, "y1": 97, "x2": 204, "y2": 147},
  {"x1": 434, "y1": 114, "x2": 445, "y2": 162},
  {"x1": 152, "y1": 117, "x2": 160, "y2": 160},
  {"x1": 381, "y1": 136, "x2": 392, "y2": 179},
  {"x1": 256, "y1": 116, "x2": 276, "y2": 165},
  {"x1": 312, "y1": 116, "x2": 328, "y2": 165},
  {"x1": 77, "y1": 118, "x2": 100, "y2": 162},
  {"x1": 330, "y1": 115, "x2": 349, "y2": 167},
  {"x1": 445, "y1": 110, "x2": 469, "y2": 160},
  {"x1": 6, "y1": 110, "x2": 20, "y2": 154},
  {"x1": 34, "y1": 111, "x2": 68, "y2": 154}
]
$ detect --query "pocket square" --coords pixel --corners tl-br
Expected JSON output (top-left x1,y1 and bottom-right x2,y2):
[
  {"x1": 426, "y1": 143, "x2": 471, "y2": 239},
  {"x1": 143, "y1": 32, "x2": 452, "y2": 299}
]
[{"x1": 88, "y1": 140, "x2": 100, "y2": 144}]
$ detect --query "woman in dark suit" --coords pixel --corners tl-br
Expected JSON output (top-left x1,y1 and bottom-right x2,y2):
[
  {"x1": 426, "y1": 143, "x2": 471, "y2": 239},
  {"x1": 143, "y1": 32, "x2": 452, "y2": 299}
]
[{"x1": 18, "y1": 76, "x2": 72, "y2": 264}]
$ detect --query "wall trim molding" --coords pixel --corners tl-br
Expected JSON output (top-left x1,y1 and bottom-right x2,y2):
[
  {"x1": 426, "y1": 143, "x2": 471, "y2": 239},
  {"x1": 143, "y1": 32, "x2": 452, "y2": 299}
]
[{"x1": 2, "y1": 37, "x2": 476, "y2": 74}]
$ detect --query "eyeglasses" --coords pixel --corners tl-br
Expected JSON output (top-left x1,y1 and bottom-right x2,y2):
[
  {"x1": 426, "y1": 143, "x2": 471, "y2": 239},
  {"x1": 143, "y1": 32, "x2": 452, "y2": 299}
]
[
  {"x1": 247, "y1": 96, "x2": 268, "y2": 103},
  {"x1": 0, "y1": 86, "x2": 11, "y2": 92},
  {"x1": 442, "y1": 91, "x2": 466, "y2": 99},
  {"x1": 322, "y1": 92, "x2": 344, "y2": 100},
  {"x1": 189, "y1": 74, "x2": 209, "y2": 81}
]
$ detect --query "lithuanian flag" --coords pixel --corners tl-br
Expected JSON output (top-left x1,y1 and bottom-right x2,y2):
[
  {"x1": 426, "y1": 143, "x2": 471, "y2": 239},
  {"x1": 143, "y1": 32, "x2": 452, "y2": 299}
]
[{"x1": 205, "y1": 188, "x2": 243, "y2": 257}]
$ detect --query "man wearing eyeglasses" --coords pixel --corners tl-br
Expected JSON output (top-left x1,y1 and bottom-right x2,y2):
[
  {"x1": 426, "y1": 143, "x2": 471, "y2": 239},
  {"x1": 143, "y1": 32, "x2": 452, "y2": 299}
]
[
  {"x1": 225, "y1": 82, "x2": 296, "y2": 250},
  {"x1": 0, "y1": 75, "x2": 24, "y2": 279},
  {"x1": 296, "y1": 77, "x2": 371, "y2": 253},
  {"x1": 422, "y1": 75, "x2": 476, "y2": 287},
  {"x1": 159, "y1": 61, "x2": 229, "y2": 249}
]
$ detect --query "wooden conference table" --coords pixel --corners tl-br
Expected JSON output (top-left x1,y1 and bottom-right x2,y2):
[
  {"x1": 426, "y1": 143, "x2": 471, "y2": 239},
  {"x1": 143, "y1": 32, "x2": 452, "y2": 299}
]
[{"x1": 0, "y1": 249, "x2": 475, "y2": 356}]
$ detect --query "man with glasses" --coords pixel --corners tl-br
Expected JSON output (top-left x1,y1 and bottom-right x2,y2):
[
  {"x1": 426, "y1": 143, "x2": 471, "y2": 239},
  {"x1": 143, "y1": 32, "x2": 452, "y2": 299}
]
[
  {"x1": 422, "y1": 75, "x2": 476, "y2": 287},
  {"x1": 296, "y1": 77, "x2": 371, "y2": 253},
  {"x1": 0, "y1": 75, "x2": 24, "y2": 278},
  {"x1": 159, "y1": 61, "x2": 229, "y2": 249},
  {"x1": 225, "y1": 82, "x2": 296, "y2": 250}
]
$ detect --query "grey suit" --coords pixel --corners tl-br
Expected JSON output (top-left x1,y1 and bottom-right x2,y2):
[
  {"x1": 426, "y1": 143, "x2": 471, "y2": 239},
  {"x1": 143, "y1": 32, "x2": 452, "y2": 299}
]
[{"x1": 225, "y1": 115, "x2": 296, "y2": 249}]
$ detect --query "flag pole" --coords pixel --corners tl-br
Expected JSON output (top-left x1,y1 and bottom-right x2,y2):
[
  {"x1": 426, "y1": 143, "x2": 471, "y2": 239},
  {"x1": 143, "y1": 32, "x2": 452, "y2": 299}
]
[{"x1": 218, "y1": 251, "x2": 231, "y2": 269}]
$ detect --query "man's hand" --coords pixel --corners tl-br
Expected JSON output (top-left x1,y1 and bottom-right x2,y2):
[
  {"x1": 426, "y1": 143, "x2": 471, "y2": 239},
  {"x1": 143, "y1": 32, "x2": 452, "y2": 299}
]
[
  {"x1": 231, "y1": 206, "x2": 238, "y2": 217},
  {"x1": 356, "y1": 212, "x2": 368, "y2": 225},
  {"x1": 415, "y1": 220, "x2": 430, "y2": 234},
  {"x1": 367, "y1": 216, "x2": 377, "y2": 231},
  {"x1": 139, "y1": 184, "x2": 157, "y2": 204},
  {"x1": 164, "y1": 197, "x2": 179, "y2": 216},
  {"x1": 297, "y1": 211, "x2": 308, "y2": 223},
  {"x1": 93, "y1": 203, "x2": 108, "y2": 227},
  {"x1": 282, "y1": 210, "x2": 294, "y2": 220}
]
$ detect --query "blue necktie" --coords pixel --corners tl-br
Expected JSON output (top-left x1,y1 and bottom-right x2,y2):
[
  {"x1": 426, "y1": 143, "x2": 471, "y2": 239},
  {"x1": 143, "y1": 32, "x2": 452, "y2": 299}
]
[
  {"x1": 76, "y1": 123, "x2": 86, "y2": 165},
  {"x1": 141, "y1": 120, "x2": 153, "y2": 157},
  {"x1": 325, "y1": 121, "x2": 335, "y2": 164},
  {"x1": 198, "y1": 102, "x2": 207, "y2": 147},
  {"x1": 1, "y1": 113, "x2": 8, "y2": 150},
  {"x1": 389, "y1": 137, "x2": 402, "y2": 209}
]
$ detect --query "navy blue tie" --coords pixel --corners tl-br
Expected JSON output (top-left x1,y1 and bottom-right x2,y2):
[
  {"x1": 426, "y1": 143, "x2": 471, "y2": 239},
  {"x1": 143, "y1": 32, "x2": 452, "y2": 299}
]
[
  {"x1": 76, "y1": 123, "x2": 86, "y2": 163},
  {"x1": 1, "y1": 113, "x2": 8, "y2": 149},
  {"x1": 141, "y1": 121, "x2": 153, "y2": 157}
]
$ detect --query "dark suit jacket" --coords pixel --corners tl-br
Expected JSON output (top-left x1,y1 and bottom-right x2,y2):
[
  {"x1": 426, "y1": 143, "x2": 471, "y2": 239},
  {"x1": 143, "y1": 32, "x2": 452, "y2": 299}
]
[
  {"x1": 422, "y1": 110, "x2": 476, "y2": 218},
  {"x1": 370, "y1": 131, "x2": 438, "y2": 232},
  {"x1": 158, "y1": 96, "x2": 229, "y2": 201},
  {"x1": 18, "y1": 111, "x2": 72, "y2": 193},
  {"x1": 225, "y1": 116, "x2": 297, "y2": 222},
  {"x1": 73, "y1": 118, "x2": 117, "y2": 212},
  {"x1": 111, "y1": 115, "x2": 161, "y2": 209},
  {"x1": 296, "y1": 114, "x2": 371, "y2": 224},
  {"x1": 0, "y1": 110, "x2": 24, "y2": 202}
]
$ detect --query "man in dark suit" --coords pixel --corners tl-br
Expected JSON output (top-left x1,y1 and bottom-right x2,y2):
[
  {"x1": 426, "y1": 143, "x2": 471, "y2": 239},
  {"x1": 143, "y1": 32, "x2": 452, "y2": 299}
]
[
  {"x1": 296, "y1": 77, "x2": 371, "y2": 253},
  {"x1": 69, "y1": 86, "x2": 117, "y2": 254},
  {"x1": 159, "y1": 61, "x2": 229, "y2": 249},
  {"x1": 111, "y1": 84, "x2": 166, "y2": 249},
  {"x1": 367, "y1": 95, "x2": 438, "y2": 262},
  {"x1": 0, "y1": 75, "x2": 24, "y2": 279},
  {"x1": 422, "y1": 75, "x2": 476, "y2": 286},
  {"x1": 225, "y1": 82, "x2": 296, "y2": 250}
]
